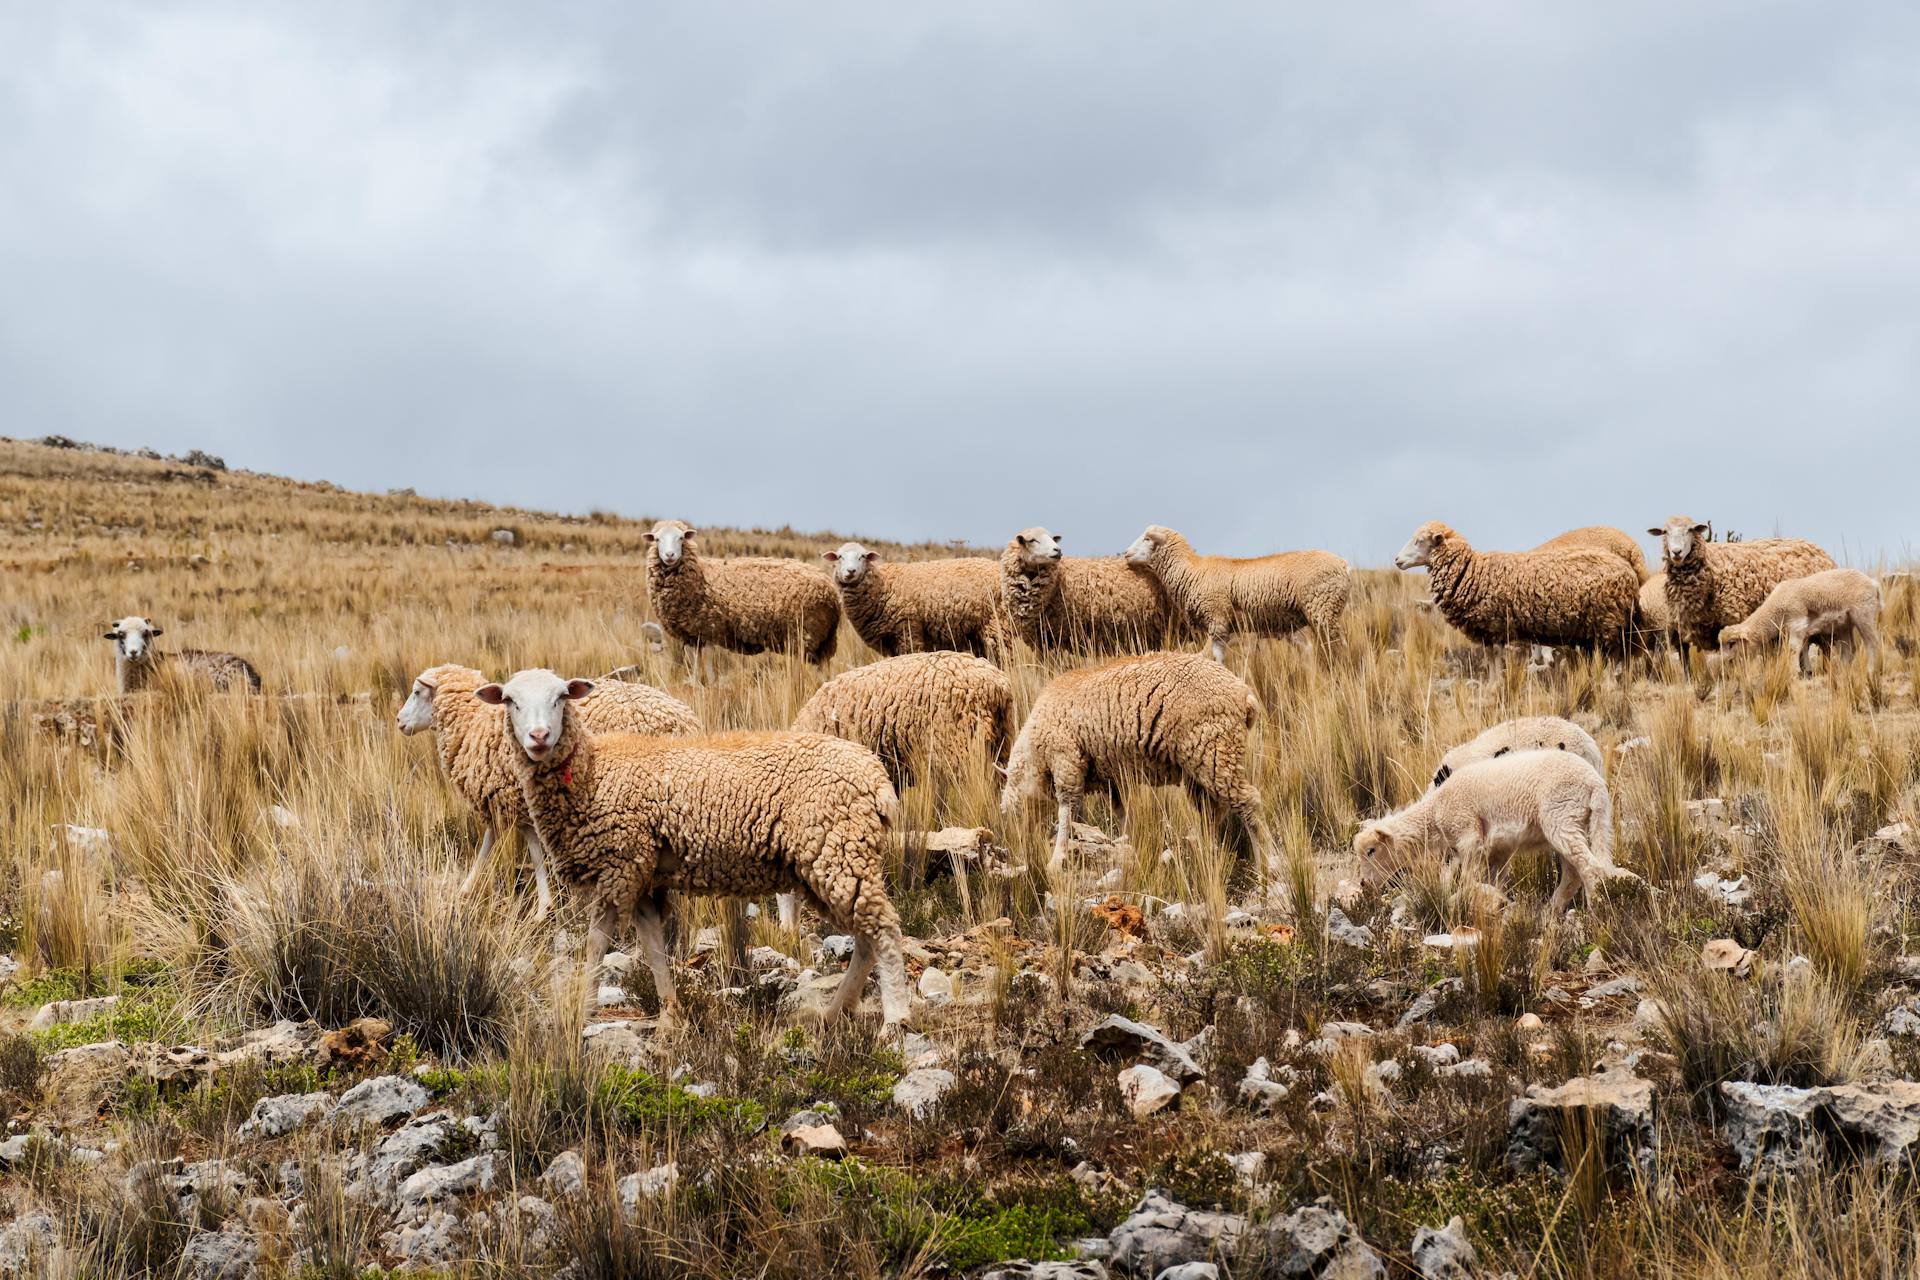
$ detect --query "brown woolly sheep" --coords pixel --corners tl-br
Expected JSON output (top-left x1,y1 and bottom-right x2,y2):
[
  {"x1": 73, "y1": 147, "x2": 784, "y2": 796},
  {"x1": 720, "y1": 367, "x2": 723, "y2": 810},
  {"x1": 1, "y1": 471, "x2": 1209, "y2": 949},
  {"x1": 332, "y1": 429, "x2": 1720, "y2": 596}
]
[
  {"x1": 1123, "y1": 524, "x2": 1352, "y2": 660},
  {"x1": 645, "y1": 520, "x2": 840, "y2": 672},
  {"x1": 1717, "y1": 567, "x2": 1881, "y2": 675},
  {"x1": 103, "y1": 615, "x2": 260, "y2": 694},
  {"x1": 792, "y1": 650, "x2": 1013, "y2": 794},
  {"x1": 1638, "y1": 572, "x2": 1673, "y2": 648},
  {"x1": 999, "y1": 527, "x2": 1179, "y2": 653},
  {"x1": 1649, "y1": 516, "x2": 1837, "y2": 661},
  {"x1": 1393, "y1": 522, "x2": 1639, "y2": 654},
  {"x1": 1429, "y1": 715, "x2": 1604, "y2": 790},
  {"x1": 822, "y1": 541, "x2": 1005, "y2": 658},
  {"x1": 1532, "y1": 526, "x2": 1651, "y2": 584}
]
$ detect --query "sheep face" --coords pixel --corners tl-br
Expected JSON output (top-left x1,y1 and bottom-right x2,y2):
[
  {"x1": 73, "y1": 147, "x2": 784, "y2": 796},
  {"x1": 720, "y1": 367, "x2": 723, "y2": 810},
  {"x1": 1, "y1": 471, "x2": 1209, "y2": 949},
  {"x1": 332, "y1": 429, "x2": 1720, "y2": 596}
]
[
  {"x1": 103, "y1": 615, "x2": 162, "y2": 663},
  {"x1": 1716, "y1": 624, "x2": 1751, "y2": 650},
  {"x1": 997, "y1": 737, "x2": 1045, "y2": 815},
  {"x1": 395, "y1": 670, "x2": 440, "y2": 735},
  {"x1": 1393, "y1": 522, "x2": 1450, "y2": 571},
  {"x1": 1648, "y1": 516, "x2": 1710, "y2": 566},
  {"x1": 823, "y1": 541, "x2": 878, "y2": 586},
  {"x1": 1123, "y1": 526, "x2": 1170, "y2": 564},
  {"x1": 476, "y1": 668, "x2": 594, "y2": 762},
  {"x1": 1011, "y1": 527, "x2": 1063, "y2": 569},
  {"x1": 646, "y1": 520, "x2": 696, "y2": 569},
  {"x1": 1352, "y1": 822, "x2": 1402, "y2": 886}
]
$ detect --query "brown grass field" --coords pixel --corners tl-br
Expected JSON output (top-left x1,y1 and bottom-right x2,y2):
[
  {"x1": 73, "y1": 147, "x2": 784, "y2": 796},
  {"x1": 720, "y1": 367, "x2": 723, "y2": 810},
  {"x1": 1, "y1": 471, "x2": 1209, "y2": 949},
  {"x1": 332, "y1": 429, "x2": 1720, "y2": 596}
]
[{"x1": 4, "y1": 434, "x2": 1920, "y2": 1278}]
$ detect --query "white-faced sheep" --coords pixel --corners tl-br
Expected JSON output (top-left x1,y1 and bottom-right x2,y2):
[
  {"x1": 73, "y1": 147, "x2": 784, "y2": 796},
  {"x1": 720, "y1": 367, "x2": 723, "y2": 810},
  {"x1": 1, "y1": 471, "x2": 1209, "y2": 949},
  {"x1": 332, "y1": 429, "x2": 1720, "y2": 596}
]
[
  {"x1": 1393, "y1": 522, "x2": 1640, "y2": 654},
  {"x1": 645, "y1": 520, "x2": 841, "y2": 671},
  {"x1": 822, "y1": 541, "x2": 1006, "y2": 658},
  {"x1": 1717, "y1": 567, "x2": 1882, "y2": 675},
  {"x1": 480, "y1": 668, "x2": 910, "y2": 1028},
  {"x1": 396, "y1": 663, "x2": 702, "y2": 915},
  {"x1": 1648, "y1": 516, "x2": 1837, "y2": 660},
  {"x1": 1354, "y1": 751, "x2": 1633, "y2": 916},
  {"x1": 999, "y1": 527, "x2": 1178, "y2": 653},
  {"x1": 1000, "y1": 651, "x2": 1271, "y2": 872},
  {"x1": 1532, "y1": 526, "x2": 1650, "y2": 584},
  {"x1": 1123, "y1": 524, "x2": 1352, "y2": 661},
  {"x1": 1429, "y1": 715, "x2": 1604, "y2": 789},
  {"x1": 792, "y1": 650, "x2": 1013, "y2": 793},
  {"x1": 103, "y1": 616, "x2": 260, "y2": 694}
]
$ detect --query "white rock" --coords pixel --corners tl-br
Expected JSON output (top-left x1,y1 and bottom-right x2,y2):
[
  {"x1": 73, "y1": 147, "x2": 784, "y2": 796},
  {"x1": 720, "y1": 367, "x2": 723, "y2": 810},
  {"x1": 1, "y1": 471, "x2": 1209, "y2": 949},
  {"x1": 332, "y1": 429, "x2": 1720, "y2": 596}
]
[
  {"x1": 541, "y1": 1150, "x2": 586, "y2": 1197},
  {"x1": 597, "y1": 985, "x2": 630, "y2": 1008},
  {"x1": 917, "y1": 967, "x2": 955, "y2": 1003},
  {"x1": 1118, "y1": 1064, "x2": 1182, "y2": 1118},
  {"x1": 892, "y1": 1068, "x2": 956, "y2": 1118},
  {"x1": 27, "y1": 995, "x2": 118, "y2": 1032}
]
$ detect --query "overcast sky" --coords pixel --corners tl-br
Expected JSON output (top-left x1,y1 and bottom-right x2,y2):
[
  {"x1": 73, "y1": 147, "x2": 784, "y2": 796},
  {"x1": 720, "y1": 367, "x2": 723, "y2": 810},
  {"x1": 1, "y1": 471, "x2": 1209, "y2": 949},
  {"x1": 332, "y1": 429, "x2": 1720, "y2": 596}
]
[{"x1": 4, "y1": 3, "x2": 1918, "y2": 563}]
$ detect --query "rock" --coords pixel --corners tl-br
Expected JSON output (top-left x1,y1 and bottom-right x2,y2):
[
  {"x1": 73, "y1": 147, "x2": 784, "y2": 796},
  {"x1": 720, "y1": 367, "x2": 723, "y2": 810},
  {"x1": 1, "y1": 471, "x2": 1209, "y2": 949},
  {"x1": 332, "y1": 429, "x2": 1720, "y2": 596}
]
[
  {"x1": 1693, "y1": 872, "x2": 1753, "y2": 908},
  {"x1": 1226, "y1": 1152, "x2": 1267, "y2": 1187},
  {"x1": 1238, "y1": 1058, "x2": 1291, "y2": 1113},
  {"x1": 1107, "y1": 1189, "x2": 1247, "y2": 1279},
  {"x1": 0, "y1": 1209, "x2": 60, "y2": 1275},
  {"x1": 542, "y1": 1149, "x2": 586, "y2": 1197},
  {"x1": 1079, "y1": 1015, "x2": 1204, "y2": 1084},
  {"x1": 1720, "y1": 1079, "x2": 1920, "y2": 1175},
  {"x1": 1884, "y1": 999, "x2": 1920, "y2": 1038},
  {"x1": 1398, "y1": 978, "x2": 1463, "y2": 1030},
  {"x1": 1251, "y1": 1200, "x2": 1385, "y2": 1278},
  {"x1": 597, "y1": 984, "x2": 630, "y2": 1008},
  {"x1": 582, "y1": 1020, "x2": 649, "y2": 1065},
  {"x1": 1507, "y1": 1069, "x2": 1657, "y2": 1180},
  {"x1": 780, "y1": 1102, "x2": 840, "y2": 1133},
  {"x1": 1585, "y1": 976, "x2": 1641, "y2": 1001},
  {"x1": 1119, "y1": 1064, "x2": 1182, "y2": 1118},
  {"x1": 1410, "y1": 1044, "x2": 1460, "y2": 1067},
  {"x1": 1325, "y1": 908, "x2": 1375, "y2": 949},
  {"x1": 381, "y1": 1210, "x2": 474, "y2": 1269},
  {"x1": 216, "y1": 1020, "x2": 322, "y2": 1068},
  {"x1": 1701, "y1": 938, "x2": 1757, "y2": 977},
  {"x1": 335, "y1": 1075, "x2": 429, "y2": 1127},
  {"x1": 1515, "y1": 1013, "x2": 1544, "y2": 1032},
  {"x1": 1154, "y1": 1266, "x2": 1218, "y2": 1280},
  {"x1": 619, "y1": 1163, "x2": 679, "y2": 1215},
  {"x1": 237, "y1": 1091, "x2": 336, "y2": 1138},
  {"x1": 782, "y1": 1123, "x2": 848, "y2": 1158},
  {"x1": 368, "y1": 1116, "x2": 464, "y2": 1195},
  {"x1": 1615, "y1": 736, "x2": 1651, "y2": 756},
  {"x1": 0, "y1": 1135, "x2": 35, "y2": 1167},
  {"x1": 1422, "y1": 928, "x2": 1481, "y2": 951},
  {"x1": 892, "y1": 1067, "x2": 956, "y2": 1118},
  {"x1": 1410, "y1": 1216, "x2": 1479, "y2": 1280},
  {"x1": 491, "y1": 528, "x2": 517, "y2": 544},
  {"x1": 177, "y1": 1229, "x2": 258, "y2": 1280},
  {"x1": 980, "y1": 1263, "x2": 1109, "y2": 1280},
  {"x1": 398, "y1": 1153, "x2": 496, "y2": 1207},
  {"x1": 27, "y1": 995, "x2": 118, "y2": 1032},
  {"x1": 1438, "y1": 1058, "x2": 1492, "y2": 1079},
  {"x1": 820, "y1": 935, "x2": 855, "y2": 962},
  {"x1": 1320, "y1": 1021, "x2": 1373, "y2": 1041},
  {"x1": 917, "y1": 967, "x2": 955, "y2": 1003}
]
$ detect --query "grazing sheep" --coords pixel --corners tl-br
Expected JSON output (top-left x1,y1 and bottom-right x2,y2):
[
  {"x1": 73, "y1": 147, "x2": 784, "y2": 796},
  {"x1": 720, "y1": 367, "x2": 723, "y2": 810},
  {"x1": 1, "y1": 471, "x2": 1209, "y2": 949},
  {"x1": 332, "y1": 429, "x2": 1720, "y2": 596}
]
[
  {"x1": 103, "y1": 616, "x2": 260, "y2": 694},
  {"x1": 480, "y1": 669, "x2": 910, "y2": 1029},
  {"x1": 1638, "y1": 572, "x2": 1674, "y2": 648},
  {"x1": 1000, "y1": 651, "x2": 1271, "y2": 872},
  {"x1": 1393, "y1": 522, "x2": 1639, "y2": 654},
  {"x1": 999, "y1": 527, "x2": 1178, "y2": 653},
  {"x1": 1430, "y1": 715, "x2": 1604, "y2": 789},
  {"x1": 645, "y1": 520, "x2": 840, "y2": 671},
  {"x1": 1123, "y1": 524, "x2": 1352, "y2": 660},
  {"x1": 1532, "y1": 526, "x2": 1650, "y2": 584},
  {"x1": 1718, "y1": 567, "x2": 1882, "y2": 675},
  {"x1": 396, "y1": 663, "x2": 701, "y2": 915},
  {"x1": 822, "y1": 541, "x2": 1006, "y2": 658},
  {"x1": 792, "y1": 650, "x2": 1013, "y2": 793},
  {"x1": 1354, "y1": 751, "x2": 1632, "y2": 916},
  {"x1": 1649, "y1": 516, "x2": 1838, "y2": 660}
]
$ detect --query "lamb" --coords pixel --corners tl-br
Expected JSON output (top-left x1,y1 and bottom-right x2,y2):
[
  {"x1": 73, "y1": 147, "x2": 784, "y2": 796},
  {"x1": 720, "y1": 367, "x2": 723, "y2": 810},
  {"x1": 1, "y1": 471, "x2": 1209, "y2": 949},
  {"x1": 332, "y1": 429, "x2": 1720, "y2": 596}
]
[
  {"x1": 1532, "y1": 526, "x2": 1650, "y2": 584},
  {"x1": 999, "y1": 527, "x2": 1179, "y2": 653},
  {"x1": 645, "y1": 520, "x2": 841, "y2": 671},
  {"x1": 1123, "y1": 524, "x2": 1352, "y2": 660},
  {"x1": 792, "y1": 650, "x2": 1013, "y2": 793},
  {"x1": 103, "y1": 615, "x2": 261, "y2": 694},
  {"x1": 1354, "y1": 751, "x2": 1633, "y2": 916},
  {"x1": 1000, "y1": 651, "x2": 1271, "y2": 872},
  {"x1": 1392, "y1": 522, "x2": 1640, "y2": 653},
  {"x1": 822, "y1": 541, "x2": 1006, "y2": 658},
  {"x1": 1429, "y1": 715, "x2": 1604, "y2": 789},
  {"x1": 1648, "y1": 516, "x2": 1837, "y2": 660},
  {"x1": 396, "y1": 663, "x2": 702, "y2": 915},
  {"x1": 480, "y1": 668, "x2": 910, "y2": 1028},
  {"x1": 1717, "y1": 567, "x2": 1882, "y2": 675}
]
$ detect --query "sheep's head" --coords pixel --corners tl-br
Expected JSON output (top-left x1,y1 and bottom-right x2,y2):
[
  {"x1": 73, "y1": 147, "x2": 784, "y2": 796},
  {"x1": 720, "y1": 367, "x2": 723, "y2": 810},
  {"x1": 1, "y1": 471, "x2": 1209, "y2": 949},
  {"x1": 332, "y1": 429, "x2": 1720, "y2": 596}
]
[
  {"x1": 1352, "y1": 821, "x2": 1403, "y2": 887},
  {"x1": 1010, "y1": 527, "x2": 1063, "y2": 568},
  {"x1": 1717, "y1": 623, "x2": 1753, "y2": 650},
  {"x1": 475, "y1": 668, "x2": 594, "y2": 763},
  {"x1": 1124, "y1": 525, "x2": 1175, "y2": 565},
  {"x1": 996, "y1": 735, "x2": 1044, "y2": 815},
  {"x1": 1648, "y1": 516, "x2": 1710, "y2": 565},
  {"x1": 823, "y1": 541, "x2": 879, "y2": 586},
  {"x1": 396, "y1": 664, "x2": 471, "y2": 735},
  {"x1": 646, "y1": 520, "x2": 696, "y2": 569},
  {"x1": 1393, "y1": 521, "x2": 1452, "y2": 571},
  {"x1": 103, "y1": 616, "x2": 162, "y2": 663}
]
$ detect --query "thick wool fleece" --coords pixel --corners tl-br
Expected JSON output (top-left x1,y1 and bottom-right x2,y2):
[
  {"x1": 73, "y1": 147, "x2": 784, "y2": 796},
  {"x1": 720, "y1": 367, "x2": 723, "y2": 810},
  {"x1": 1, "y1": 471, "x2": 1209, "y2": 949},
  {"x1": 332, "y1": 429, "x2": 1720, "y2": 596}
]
[
  {"x1": 647, "y1": 525, "x2": 841, "y2": 664},
  {"x1": 834, "y1": 554, "x2": 1006, "y2": 658},
  {"x1": 118, "y1": 648, "x2": 261, "y2": 694},
  {"x1": 1659, "y1": 524, "x2": 1837, "y2": 652},
  {"x1": 1718, "y1": 567, "x2": 1881, "y2": 672},
  {"x1": 792, "y1": 650, "x2": 1013, "y2": 791},
  {"x1": 999, "y1": 538, "x2": 1177, "y2": 653},
  {"x1": 1355, "y1": 750, "x2": 1624, "y2": 915},
  {"x1": 1410, "y1": 522, "x2": 1639, "y2": 652},
  {"x1": 1431, "y1": 715, "x2": 1603, "y2": 789},
  {"x1": 1638, "y1": 573, "x2": 1672, "y2": 640},
  {"x1": 1132, "y1": 525, "x2": 1351, "y2": 651},
  {"x1": 1532, "y1": 527, "x2": 1650, "y2": 584},
  {"x1": 1003, "y1": 650, "x2": 1270, "y2": 868}
]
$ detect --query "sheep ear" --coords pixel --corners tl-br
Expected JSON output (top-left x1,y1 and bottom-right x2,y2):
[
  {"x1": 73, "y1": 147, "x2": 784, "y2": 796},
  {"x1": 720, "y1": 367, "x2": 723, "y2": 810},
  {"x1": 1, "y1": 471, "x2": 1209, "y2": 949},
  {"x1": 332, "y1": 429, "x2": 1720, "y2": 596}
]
[
  {"x1": 103, "y1": 630, "x2": 120, "y2": 640},
  {"x1": 644, "y1": 532, "x2": 657, "y2": 544},
  {"x1": 863, "y1": 550, "x2": 879, "y2": 563},
  {"x1": 1692, "y1": 523, "x2": 1710, "y2": 536},
  {"x1": 564, "y1": 679, "x2": 595, "y2": 700},
  {"x1": 822, "y1": 551, "x2": 839, "y2": 562},
  {"x1": 150, "y1": 627, "x2": 164, "y2": 637},
  {"x1": 475, "y1": 684, "x2": 506, "y2": 705},
  {"x1": 1015, "y1": 534, "x2": 1030, "y2": 548},
  {"x1": 684, "y1": 528, "x2": 698, "y2": 539},
  {"x1": 1645, "y1": 528, "x2": 1664, "y2": 538}
]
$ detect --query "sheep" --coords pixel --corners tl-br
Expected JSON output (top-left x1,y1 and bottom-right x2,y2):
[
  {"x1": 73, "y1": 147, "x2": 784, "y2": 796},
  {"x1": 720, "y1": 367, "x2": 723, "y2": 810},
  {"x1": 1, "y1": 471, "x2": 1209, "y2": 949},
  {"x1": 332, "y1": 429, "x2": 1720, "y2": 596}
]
[
  {"x1": 1392, "y1": 522, "x2": 1640, "y2": 654},
  {"x1": 792, "y1": 650, "x2": 1013, "y2": 794},
  {"x1": 396, "y1": 663, "x2": 701, "y2": 915},
  {"x1": 1000, "y1": 651, "x2": 1271, "y2": 873},
  {"x1": 1638, "y1": 572, "x2": 1673, "y2": 648},
  {"x1": 645, "y1": 520, "x2": 841, "y2": 673},
  {"x1": 999, "y1": 527, "x2": 1178, "y2": 653},
  {"x1": 1717, "y1": 567, "x2": 1882, "y2": 675},
  {"x1": 1121, "y1": 524, "x2": 1352, "y2": 661},
  {"x1": 1429, "y1": 715, "x2": 1604, "y2": 789},
  {"x1": 1532, "y1": 526, "x2": 1650, "y2": 584},
  {"x1": 1354, "y1": 751, "x2": 1633, "y2": 916},
  {"x1": 479, "y1": 668, "x2": 910, "y2": 1029},
  {"x1": 1647, "y1": 516, "x2": 1837, "y2": 661},
  {"x1": 822, "y1": 541, "x2": 1006, "y2": 658},
  {"x1": 102, "y1": 615, "x2": 261, "y2": 694}
]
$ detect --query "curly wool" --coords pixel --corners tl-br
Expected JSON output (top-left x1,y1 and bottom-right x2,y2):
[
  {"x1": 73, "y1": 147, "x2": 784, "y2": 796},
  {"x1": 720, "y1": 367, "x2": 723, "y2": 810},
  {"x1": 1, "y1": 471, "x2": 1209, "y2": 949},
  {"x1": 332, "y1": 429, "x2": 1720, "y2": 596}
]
[
  {"x1": 647, "y1": 520, "x2": 841, "y2": 664},
  {"x1": 1430, "y1": 715, "x2": 1603, "y2": 789},
  {"x1": 1638, "y1": 572, "x2": 1672, "y2": 642},
  {"x1": 1531, "y1": 526, "x2": 1650, "y2": 584},
  {"x1": 1129, "y1": 525, "x2": 1351, "y2": 652},
  {"x1": 999, "y1": 530, "x2": 1178, "y2": 652},
  {"x1": 1002, "y1": 650, "x2": 1270, "y2": 867},
  {"x1": 1656, "y1": 516, "x2": 1837, "y2": 651},
  {"x1": 121, "y1": 648, "x2": 262, "y2": 695},
  {"x1": 792, "y1": 650, "x2": 1013, "y2": 791},
  {"x1": 1404, "y1": 521, "x2": 1640, "y2": 651},
  {"x1": 828, "y1": 544, "x2": 1006, "y2": 658},
  {"x1": 1718, "y1": 568, "x2": 1881, "y2": 670}
]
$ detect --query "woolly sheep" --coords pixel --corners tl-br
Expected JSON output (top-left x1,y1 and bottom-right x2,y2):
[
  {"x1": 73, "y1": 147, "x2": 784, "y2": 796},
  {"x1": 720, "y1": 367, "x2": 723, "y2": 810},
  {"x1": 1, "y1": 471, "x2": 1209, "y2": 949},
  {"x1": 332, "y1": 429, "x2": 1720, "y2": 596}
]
[
  {"x1": 1531, "y1": 526, "x2": 1650, "y2": 584},
  {"x1": 396, "y1": 663, "x2": 701, "y2": 915},
  {"x1": 1429, "y1": 715, "x2": 1604, "y2": 790},
  {"x1": 1638, "y1": 572, "x2": 1673, "y2": 648},
  {"x1": 1717, "y1": 567, "x2": 1882, "y2": 675},
  {"x1": 792, "y1": 650, "x2": 1013, "y2": 793},
  {"x1": 999, "y1": 527, "x2": 1178, "y2": 653},
  {"x1": 1648, "y1": 516, "x2": 1837, "y2": 659},
  {"x1": 1393, "y1": 522, "x2": 1639, "y2": 653},
  {"x1": 103, "y1": 615, "x2": 260, "y2": 695},
  {"x1": 1123, "y1": 524, "x2": 1352, "y2": 661},
  {"x1": 479, "y1": 669, "x2": 910, "y2": 1028},
  {"x1": 1000, "y1": 651, "x2": 1271, "y2": 873},
  {"x1": 822, "y1": 541, "x2": 1006, "y2": 658},
  {"x1": 1354, "y1": 751, "x2": 1632, "y2": 916},
  {"x1": 645, "y1": 520, "x2": 841, "y2": 671}
]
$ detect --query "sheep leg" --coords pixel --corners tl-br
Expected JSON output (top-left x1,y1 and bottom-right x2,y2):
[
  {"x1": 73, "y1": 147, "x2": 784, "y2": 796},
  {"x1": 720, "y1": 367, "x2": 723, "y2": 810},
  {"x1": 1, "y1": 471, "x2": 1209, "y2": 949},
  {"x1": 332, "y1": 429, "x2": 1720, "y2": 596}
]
[
  {"x1": 457, "y1": 825, "x2": 499, "y2": 898},
  {"x1": 524, "y1": 825, "x2": 555, "y2": 918},
  {"x1": 632, "y1": 898, "x2": 681, "y2": 1025},
  {"x1": 1048, "y1": 797, "x2": 1078, "y2": 874},
  {"x1": 870, "y1": 926, "x2": 910, "y2": 1030},
  {"x1": 776, "y1": 892, "x2": 799, "y2": 931},
  {"x1": 820, "y1": 933, "x2": 878, "y2": 1023}
]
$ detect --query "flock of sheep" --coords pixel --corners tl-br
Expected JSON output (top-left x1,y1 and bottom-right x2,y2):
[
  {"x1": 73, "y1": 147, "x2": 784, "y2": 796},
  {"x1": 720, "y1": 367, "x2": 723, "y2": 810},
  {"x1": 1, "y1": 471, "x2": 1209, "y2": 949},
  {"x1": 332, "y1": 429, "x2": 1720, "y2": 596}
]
[{"x1": 100, "y1": 515, "x2": 1883, "y2": 1030}]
